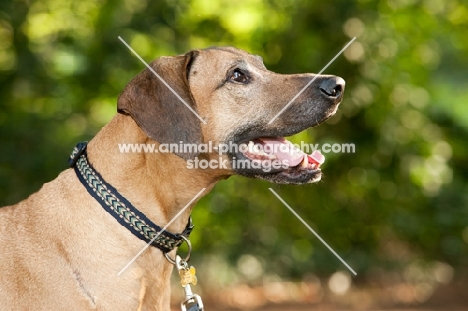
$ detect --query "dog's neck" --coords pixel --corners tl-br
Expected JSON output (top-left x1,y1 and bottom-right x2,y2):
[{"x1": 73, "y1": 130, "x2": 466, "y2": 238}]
[
  {"x1": 87, "y1": 113, "x2": 221, "y2": 232},
  {"x1": 82, "y1": 113, "x2": 222, "y2": 308}
]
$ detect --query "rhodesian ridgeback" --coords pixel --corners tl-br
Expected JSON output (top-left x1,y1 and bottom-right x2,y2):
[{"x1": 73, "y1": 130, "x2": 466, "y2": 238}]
[{"x1": 0, "y1": 46, "x2": 344, "y2": 310}]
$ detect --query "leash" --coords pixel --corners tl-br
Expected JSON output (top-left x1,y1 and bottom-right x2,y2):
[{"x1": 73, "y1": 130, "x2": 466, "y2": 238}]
[{"x1": 68, "y1": 142, "x2": 204, "y2": 310}]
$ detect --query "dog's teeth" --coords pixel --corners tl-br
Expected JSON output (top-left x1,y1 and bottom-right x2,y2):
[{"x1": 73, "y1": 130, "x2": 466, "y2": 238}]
[
  {"x1": 301, "y1": 156, "x2": 308, "y2": 168},
  {"x1": 248, "y1": 141, "x2": 255, "y2": 152}
]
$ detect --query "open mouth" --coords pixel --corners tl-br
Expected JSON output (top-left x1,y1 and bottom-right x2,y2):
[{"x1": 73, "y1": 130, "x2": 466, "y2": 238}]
[
  {"x1": 240, "y1": 137, "x2": 324, "y2": 170},
  {"x1": 232, "y1": 135, "x2": 325, "y2": 184}
]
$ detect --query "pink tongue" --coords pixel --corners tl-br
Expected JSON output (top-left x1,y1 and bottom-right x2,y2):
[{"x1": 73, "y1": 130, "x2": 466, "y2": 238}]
[
  {"x1": 258, "y1": 137, "x2": 307, "y2": 167},
  {"x1": 308, "y1": 150, "x2": 325, "y2": 165}
]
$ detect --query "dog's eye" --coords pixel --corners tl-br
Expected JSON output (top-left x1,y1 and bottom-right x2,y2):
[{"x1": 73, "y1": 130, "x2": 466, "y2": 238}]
[{"x1": 230, "y1": 69, "x2": 249, "y2": 84}]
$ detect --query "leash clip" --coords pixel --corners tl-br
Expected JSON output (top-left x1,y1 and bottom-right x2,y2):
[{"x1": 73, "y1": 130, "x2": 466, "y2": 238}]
[{"x1": 181, "y1": 287, "x2": 204, "y2": 311}]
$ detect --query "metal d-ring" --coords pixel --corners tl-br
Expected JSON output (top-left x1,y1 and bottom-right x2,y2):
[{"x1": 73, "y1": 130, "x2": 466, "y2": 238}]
[{"x1": 164, "y1": 235, "x2": 192, "y2": 265}]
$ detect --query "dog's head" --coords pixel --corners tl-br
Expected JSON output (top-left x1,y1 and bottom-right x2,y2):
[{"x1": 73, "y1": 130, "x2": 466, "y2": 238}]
[{"x1": 118, "y1": 46, "x2": 345, "y2": 184}]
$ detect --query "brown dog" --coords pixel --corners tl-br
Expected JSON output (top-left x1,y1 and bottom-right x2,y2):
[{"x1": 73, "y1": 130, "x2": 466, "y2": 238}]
[{"x1": 0, "y1": 47, "x2": 344, "y2": 310}]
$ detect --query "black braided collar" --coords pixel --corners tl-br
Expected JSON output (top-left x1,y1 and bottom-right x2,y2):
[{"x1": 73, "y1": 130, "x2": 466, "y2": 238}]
[{"x1": 68, "y1": 142, "x2": 193, "y2": 254}]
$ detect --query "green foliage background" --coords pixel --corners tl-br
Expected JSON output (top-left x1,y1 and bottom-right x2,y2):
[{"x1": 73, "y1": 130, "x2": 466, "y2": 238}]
[{"x1": 1, "y1": 0, "x2": 467, "y2": 284}]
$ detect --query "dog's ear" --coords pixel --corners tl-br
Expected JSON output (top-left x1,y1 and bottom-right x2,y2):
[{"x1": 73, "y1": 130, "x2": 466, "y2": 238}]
[{"x1": 117, "y1": 50, "x2": 202, "y2": 159}]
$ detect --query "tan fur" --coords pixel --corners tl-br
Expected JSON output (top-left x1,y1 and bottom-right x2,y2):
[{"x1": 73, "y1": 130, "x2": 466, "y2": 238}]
[{"x1": 0, "y1": 47, "x2": 344, "y2": 310}]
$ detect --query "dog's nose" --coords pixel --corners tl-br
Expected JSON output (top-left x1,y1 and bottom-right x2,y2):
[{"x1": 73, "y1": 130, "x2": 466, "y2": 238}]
[{"x1": 319, "y1": 76, "x2": 345, "y2": 99}]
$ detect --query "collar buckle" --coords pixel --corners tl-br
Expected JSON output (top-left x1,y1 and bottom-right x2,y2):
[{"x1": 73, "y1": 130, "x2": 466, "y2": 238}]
[{"x1": 181, "y1": 216, "x2": 194, "y2": 238}]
